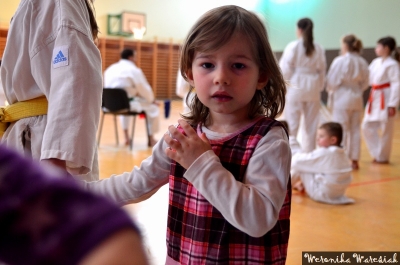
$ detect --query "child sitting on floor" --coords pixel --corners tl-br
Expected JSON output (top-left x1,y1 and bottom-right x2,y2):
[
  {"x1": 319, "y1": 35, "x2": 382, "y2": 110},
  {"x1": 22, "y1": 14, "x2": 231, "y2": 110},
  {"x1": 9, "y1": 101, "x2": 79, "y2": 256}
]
[{"x1": 291, "y1": 122, "x2": 354, "y2": 204}]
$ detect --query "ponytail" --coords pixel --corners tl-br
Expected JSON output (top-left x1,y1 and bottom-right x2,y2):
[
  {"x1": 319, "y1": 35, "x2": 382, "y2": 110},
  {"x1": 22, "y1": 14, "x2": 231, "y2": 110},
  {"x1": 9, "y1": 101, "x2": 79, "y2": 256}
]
[
  {"x1": 342, "y1": 34, "x2": 363, "y2": 53},
  {"x1": 377, "y1": 36, "x2": 400, "y2": 63},
  {"x1": 297, "y1": 18, "x2": 315, "y2": 56},
  {"x1": 84, "y1": 0, "x2": 99, "y2": 41}
]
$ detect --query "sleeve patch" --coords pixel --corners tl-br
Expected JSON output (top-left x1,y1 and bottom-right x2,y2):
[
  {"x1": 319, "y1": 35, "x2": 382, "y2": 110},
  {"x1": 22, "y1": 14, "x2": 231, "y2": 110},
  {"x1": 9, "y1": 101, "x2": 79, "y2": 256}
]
[{"x1": 52, "y1": 46, "x2": 69, "y2": 68}]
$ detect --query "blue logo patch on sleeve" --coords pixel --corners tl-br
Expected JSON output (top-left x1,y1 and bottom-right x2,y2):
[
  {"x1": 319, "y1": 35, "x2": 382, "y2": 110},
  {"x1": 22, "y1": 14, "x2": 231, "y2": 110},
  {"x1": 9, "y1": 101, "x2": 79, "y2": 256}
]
[{"x1": 52, "y1": 46, "x2": 69, "y2": 68}]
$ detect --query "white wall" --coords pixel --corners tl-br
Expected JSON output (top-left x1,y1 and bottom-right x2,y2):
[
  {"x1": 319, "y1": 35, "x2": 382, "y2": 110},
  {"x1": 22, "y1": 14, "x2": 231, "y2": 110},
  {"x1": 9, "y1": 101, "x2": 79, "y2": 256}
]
[{"x1": 1, "y1": 0, "x2": 400, "y2": 51}]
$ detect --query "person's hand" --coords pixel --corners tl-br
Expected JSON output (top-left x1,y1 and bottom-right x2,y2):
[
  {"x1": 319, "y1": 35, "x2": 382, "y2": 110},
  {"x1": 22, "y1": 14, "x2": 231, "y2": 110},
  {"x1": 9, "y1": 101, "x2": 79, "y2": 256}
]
[
  {"x1": 388, "y1": 107, "x2": 396, "y2": 117},
  {"x1": 164, "y1": 119, "x2": 211, "y2": 169}
]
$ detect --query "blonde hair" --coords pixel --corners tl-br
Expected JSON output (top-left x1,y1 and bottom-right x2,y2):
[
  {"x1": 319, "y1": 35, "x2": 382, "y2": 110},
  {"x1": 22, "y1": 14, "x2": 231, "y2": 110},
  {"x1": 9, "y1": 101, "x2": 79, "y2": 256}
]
[
  {"x1": 342, "y1": 34, "x2": 363, "y2": 53},
  {"x1": 180, "y1": 5, "x2": 286, "y2": 126}
]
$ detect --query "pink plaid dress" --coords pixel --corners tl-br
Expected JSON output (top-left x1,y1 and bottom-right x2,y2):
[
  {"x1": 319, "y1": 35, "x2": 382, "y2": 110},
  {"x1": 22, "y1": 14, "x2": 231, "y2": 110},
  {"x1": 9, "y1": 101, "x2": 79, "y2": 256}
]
[{"x1": 166, "y1": 118, "x2": 291, "y2": 264}]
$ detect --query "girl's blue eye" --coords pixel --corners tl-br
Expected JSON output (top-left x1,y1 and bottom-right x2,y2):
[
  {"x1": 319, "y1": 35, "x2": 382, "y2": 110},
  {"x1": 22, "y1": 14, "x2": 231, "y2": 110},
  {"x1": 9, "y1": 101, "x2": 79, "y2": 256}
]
[
  {"x1": 202, "y1": 63, "x2": 214, "y2": 69},
  {"x1": 233, "y1": 63, "x2": 245, "y2": 69}
]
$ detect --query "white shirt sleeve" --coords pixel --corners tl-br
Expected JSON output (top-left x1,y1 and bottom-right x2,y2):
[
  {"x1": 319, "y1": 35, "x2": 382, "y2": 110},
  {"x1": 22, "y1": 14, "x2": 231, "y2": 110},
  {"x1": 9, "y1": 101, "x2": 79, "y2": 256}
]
[
  {"x1": 84, "y1": 137, "x2": 171, "y2": 203},
  {"x1": 326, "y1": 57, "x2": 343, "y2": 92},
  {"x1": 387, "y1": 63, "x2": 400, "y2": 108},
  {"x1": 317, "y1": 45, "x2": 327, "y2": 91},
  {"x1": 279, "y1": 42, "x2": 296, "y2": 81}
]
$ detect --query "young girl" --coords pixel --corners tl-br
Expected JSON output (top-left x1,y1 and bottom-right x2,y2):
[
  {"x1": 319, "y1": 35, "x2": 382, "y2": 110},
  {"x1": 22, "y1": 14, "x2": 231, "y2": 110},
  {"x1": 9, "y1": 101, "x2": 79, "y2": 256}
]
[
  {"x1": 279, "y1": 18, "x2": 326, "y2": 152},
  {"x1": 326, "y1": 34, "x2": 369, "y2": 170},
  {"x1": 85, "y1": 5, "x2": 291, "y2": 264},
  {"x1": 362, "y1": 37, "x2": 400, "y2": 164}
]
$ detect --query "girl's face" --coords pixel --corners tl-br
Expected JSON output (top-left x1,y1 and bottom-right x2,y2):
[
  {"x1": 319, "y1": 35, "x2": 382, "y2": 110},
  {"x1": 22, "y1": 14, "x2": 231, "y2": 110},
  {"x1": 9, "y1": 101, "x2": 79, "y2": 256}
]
[
  {"x1": 375, "y1": 43, "x2": 390, "y2": 57},
  {"x1": 186, "y1": 33, "x2": 267, "y2": 121}
]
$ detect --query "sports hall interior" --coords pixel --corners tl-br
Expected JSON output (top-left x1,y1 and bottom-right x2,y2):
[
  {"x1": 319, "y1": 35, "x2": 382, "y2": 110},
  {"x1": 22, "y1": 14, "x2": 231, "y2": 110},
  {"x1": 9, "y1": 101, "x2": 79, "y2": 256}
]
[{"x1": 1, "y1": 0, "x2": 399, "y2": 264}]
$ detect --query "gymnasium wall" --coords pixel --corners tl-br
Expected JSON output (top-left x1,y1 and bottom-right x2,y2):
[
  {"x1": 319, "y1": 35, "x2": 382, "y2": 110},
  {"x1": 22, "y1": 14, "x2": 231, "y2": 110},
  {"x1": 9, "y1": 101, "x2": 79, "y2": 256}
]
[{"x1": 1, "y1": 0, "x2": 400, "y2": 51}]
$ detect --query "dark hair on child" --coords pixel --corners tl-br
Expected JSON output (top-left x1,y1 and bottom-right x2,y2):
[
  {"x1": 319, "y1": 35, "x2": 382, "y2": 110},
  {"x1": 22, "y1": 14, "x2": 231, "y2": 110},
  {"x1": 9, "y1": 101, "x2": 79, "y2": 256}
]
[
  {"x1": 85, "y1": 0, "x2": 99, "y2": 41},
  {"x1": 179, "y1": 5, "x2": 286, "y2": 126},
  {"x1": 319, "y1": 122, "x2": 343, "y2": 146},
  {"x1": 377, "y1": 36, "x2": 400, "y2": 62},
  {"x1": 121, "y1": 49, "x2": 134, "y2": 59},
  {"x1": 297, "y1": 18, "x2": 315, "y2": 57},
  {"x1": 342, "y1": 34, "x2": 363, "y2": 53}
]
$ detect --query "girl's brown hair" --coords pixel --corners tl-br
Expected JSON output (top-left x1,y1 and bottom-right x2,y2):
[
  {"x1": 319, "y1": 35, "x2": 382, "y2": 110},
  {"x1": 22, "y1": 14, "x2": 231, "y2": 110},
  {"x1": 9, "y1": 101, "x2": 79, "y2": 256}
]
[
  {"x1": 342, "y1": 34, "x2": 363, "y2": 53},
  {"x1": 297, "y1": 18, "x2": 315, "y2": 56},
  {"x1": 378, "y1": 36, "x2": 400, "y2": 62},
  {"x1": 84, "y1": 0, "x2": 99, "y2": 41},
  {"x1": 180, "y1": 5, "x2": 286, "y2": 126}
]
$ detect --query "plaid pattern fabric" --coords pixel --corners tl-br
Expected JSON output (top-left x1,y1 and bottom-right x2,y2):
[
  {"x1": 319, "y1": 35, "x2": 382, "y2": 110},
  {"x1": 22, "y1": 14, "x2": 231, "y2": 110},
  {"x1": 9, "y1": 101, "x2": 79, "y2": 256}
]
[{"x1": 166, "y1": 118, "x2": 291, "y2": 264}]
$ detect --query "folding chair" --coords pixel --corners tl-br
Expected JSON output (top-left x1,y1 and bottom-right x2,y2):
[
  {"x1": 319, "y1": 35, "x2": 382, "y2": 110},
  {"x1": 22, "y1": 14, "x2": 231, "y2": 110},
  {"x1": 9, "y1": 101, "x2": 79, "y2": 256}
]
[{"x1": 97, "y1": 88, "x2": 150, "y2": 150}]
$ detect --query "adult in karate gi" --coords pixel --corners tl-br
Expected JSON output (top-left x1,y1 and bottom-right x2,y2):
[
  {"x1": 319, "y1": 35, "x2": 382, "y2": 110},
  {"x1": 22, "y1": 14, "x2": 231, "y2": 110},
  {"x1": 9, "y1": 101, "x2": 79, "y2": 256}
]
[
  {"x1": 0, "y1": 0, "x2": 102, "y2": 181},
  {"x1": 279, "y1": 18, "x2": 326, "y2": 152},
  {"x1": 362, "y1": 36, "x2": 400, "y2": 164},
  {"x1": 326, "y1": 34, "x2": 369, "y2": 170},
  {"x1": 104, "y1": 48, "x2": 159, "y2": 147},
  {"x1": 291, "y1": 122, "x2": 354, "y2": 204}
]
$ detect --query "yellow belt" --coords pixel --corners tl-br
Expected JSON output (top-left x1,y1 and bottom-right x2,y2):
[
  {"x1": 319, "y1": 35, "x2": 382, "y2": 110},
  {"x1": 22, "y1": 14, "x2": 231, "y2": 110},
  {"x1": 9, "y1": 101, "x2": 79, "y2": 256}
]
[{"x1": 0, "y1": 96, "x2": 48, "y2": 138}]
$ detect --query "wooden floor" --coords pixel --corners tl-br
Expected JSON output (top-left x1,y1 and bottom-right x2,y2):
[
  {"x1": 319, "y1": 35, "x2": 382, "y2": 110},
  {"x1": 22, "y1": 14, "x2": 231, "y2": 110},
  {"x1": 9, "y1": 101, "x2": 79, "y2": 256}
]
[{"x1": 97, "y1": 100, "x2": 400, "y2": 265}]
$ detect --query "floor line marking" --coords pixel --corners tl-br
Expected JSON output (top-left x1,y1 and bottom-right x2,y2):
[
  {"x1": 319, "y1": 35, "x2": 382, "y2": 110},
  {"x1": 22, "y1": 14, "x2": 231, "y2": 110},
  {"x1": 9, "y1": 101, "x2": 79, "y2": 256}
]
[{"x1": 349, "y1": 176, "x2": 400, "y2": 187}]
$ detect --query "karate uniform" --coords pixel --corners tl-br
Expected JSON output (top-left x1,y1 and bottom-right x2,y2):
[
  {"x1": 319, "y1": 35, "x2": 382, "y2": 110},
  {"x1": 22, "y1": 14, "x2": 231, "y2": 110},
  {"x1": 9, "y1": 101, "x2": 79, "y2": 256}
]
[
  {"x1": 104, "y1": 59, "x2": 159, "y2": 135},
  {"x1": 0, "y1": 75, "x2": 6, "y2": 106},
  {"x1": 362, "y1": 57, "x2": 400, "y2": 162},
  {"x1": 0, "y1": 0, "x2": 102, "y2": 181},
  {"x1": 291, "y1": 146, "x2": 354, "y2": 204},
  {"x1": 279, "y1": 38, "x2": 327, "y2": 152},
  {"x1": 326, "y1": 52, "x2": 369, "y2": 161}
]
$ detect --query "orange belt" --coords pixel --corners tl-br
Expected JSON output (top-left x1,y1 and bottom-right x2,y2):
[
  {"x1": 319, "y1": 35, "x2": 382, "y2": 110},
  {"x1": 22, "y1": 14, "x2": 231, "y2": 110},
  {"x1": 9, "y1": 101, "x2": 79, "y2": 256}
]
[{"x1": 367, "y1": 83, "x2": 390, "y2": 114}]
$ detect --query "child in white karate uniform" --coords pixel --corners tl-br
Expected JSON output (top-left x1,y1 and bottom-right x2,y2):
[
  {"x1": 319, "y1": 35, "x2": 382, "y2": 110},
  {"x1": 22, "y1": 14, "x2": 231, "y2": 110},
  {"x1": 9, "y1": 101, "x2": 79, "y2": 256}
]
[
  {"x1": 326, "y1": 34, "x2": 369, "y2": 170},
  {"x1": 362, "y1": 36, "x2": 400, "y2": 164},
  {"x1": 279, "y1": 18, "x2": 326, "y2": 152},
  {"x1": 291, "y1": 122, "x2": 354, "y2": 204}
]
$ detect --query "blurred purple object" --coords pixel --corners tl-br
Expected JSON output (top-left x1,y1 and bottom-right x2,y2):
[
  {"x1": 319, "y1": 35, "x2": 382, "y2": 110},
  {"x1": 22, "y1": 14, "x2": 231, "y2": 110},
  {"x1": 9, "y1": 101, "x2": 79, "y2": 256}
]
[{"x1": 164, "y1": 99, "x2": 171, "y2": 118}]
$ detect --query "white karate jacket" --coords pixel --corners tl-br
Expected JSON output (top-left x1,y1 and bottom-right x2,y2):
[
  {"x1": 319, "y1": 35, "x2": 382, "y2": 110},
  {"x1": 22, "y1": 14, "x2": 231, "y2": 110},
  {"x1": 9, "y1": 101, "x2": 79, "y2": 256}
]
[
  {"x1": 326, "y1": 52, "x2": 369, "y2": 111},
  {"x1": 279, "y1": 38, "x2": 326, "y2": 102},
  {"x1": 0, "y1": 0, "x2": 102, "y2": 180}
]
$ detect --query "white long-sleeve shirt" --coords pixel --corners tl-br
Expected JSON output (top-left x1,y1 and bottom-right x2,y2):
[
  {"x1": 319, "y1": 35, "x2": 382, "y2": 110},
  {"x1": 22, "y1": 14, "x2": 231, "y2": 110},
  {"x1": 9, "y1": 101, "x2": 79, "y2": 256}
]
[
  {"x1": 326, "y1": 52, "x2": 370, "y2": 111},
  {"x1": 1, "y1": 0, "x2": 102, "y2": 180},
  {"x1": 84, "y1": 125, "x2": 291, "y2": 237},
  {"x1": 279, "y1": 38, "x2": 326, "y2": 102},
  {"x1": 104, "y1": 59, "x2": 154, "y2": 103},
  {"x1": 363, "y1": 57, "x2": 400, "y2": 122}
]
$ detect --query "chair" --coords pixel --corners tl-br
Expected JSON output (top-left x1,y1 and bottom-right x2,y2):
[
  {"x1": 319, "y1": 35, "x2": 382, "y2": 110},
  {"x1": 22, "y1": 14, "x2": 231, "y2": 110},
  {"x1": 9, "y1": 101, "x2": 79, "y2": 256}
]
[{"x1": 97, "y1": 88, "x2": 150, "y2": 150}]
